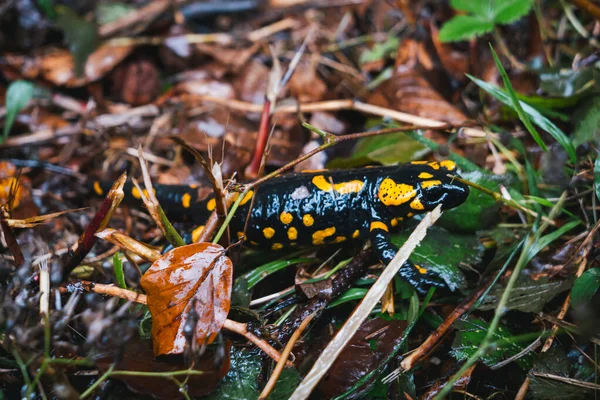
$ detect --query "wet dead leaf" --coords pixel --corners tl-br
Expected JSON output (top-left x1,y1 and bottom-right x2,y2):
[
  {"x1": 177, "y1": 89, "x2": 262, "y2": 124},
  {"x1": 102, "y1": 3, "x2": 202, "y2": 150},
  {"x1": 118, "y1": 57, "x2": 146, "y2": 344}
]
[
  {"x1": 369, "y1": 39, "x2": 468, "y2": 125},
  {"x1": 140, "y1": 243, "x2": 233, "y2": 356},
  {"x1": 318, "y1": 318, "x2": 408, "y2": 398}
]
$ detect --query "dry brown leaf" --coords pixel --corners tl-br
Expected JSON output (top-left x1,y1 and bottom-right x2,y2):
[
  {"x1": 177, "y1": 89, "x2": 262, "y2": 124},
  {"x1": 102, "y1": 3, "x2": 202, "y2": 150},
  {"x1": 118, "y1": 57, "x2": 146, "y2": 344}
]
[
  {"x1": 368, "y1": 39, "x2": 467, "y2": 125},
  {"x1": 140, "y1": 243, "x2": 233, "y2": 356},
  {"x1": 3, "y1": 44, "x2": 133, "y2": 87}
]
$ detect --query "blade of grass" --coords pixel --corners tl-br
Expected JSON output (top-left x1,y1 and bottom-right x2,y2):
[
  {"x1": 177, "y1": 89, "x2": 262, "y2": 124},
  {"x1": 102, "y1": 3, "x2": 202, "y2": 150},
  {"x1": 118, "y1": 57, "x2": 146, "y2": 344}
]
[
  {"x1": 489, "y1": 44, "x2": 547, "y2": 152},
  {"x1": 467, "y1": 72, "x2": 576, "y2": 163}
]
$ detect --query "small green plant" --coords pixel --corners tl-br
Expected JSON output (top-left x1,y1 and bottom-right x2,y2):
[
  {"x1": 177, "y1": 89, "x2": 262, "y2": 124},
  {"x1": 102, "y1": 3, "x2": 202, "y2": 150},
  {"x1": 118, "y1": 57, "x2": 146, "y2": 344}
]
[
  {"x1": 2, "y1": 80, "x2": 35, "y2": 143},
  {"x1": 439, "y1": 0, "x2": 534, "y2": 42}
]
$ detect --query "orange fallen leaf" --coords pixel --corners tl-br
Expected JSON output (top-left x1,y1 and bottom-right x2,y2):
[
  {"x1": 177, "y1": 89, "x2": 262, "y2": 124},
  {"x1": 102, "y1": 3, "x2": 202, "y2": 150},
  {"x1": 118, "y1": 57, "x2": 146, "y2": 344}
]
[{"x1": 140, "y1": 243, "x2": 233, "y2": 356}]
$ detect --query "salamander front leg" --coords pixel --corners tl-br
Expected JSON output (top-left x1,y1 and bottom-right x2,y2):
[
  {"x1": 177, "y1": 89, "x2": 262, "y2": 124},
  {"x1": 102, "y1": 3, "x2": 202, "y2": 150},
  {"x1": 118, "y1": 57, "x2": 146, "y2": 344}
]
[{"x1": 369, "y1": 221, "x2": 444, "y2": 293}]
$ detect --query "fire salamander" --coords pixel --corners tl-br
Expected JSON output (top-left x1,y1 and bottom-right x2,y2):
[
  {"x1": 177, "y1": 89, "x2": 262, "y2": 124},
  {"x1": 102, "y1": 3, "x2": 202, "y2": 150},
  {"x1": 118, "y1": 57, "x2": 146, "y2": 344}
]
[{"x1": 92, "y1": 160, "x2": 469, "y2": 291}]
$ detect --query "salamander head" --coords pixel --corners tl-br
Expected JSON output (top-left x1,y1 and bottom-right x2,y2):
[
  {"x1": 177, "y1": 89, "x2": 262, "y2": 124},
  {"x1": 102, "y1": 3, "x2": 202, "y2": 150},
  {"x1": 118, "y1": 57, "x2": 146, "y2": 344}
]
[{"x1": 376, "y1": 160, "x2": 470, "y2": 214}]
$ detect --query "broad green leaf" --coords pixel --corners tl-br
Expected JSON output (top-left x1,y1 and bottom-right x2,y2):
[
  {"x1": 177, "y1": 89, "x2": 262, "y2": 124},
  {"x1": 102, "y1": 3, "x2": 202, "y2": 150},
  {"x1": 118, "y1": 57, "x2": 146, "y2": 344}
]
[
  {"x1": 270, "y1": 368, "x2": 301, "y2": 400},
  {"x1": 493, "y1": 0, "x2": 534, "y2": 24},
  {"x1": 477, "y1": 276, "x2": 572, "y2": 313},
  {"x1": 438, "y1": 15, "x2": 494, "y2": 42},
  {"x1": 529, "y1": 347, "x2": 596, "y2": 399},
  {"x1": 468, "y1": 74, "x2": 577, "y2": 163},
  {"x1": 2, "y1": 80, "x2": 35, "y2": 142},
  {"x1": 207, "y1": 348, "x2": 260, "y2": 400},
  {"x1": 572, "y1": 96, "x2": 600, "y2": 147},
  {"x1": 391, "y1": 226, "x2": 484, "y2": 291},
  {"x1": 329, "y1": 132, "x2": 428, "y2": 168},
  {"x1": 112, "y1": 253, "x2": 126, "y2": 289},
  {"x1": 490, "y1": 45, "x2": 547, "y2": 152},
  {"x1": 595, "y1": 154, "x2": 600, "y2": 201},
  {"x1": 241, "y1": 258, "x2": 314, "y2": 289},
  {"x1": 96, "y1": 2, "x2": 136, "y2": 25},
  {"x1": 439, "y1": 170, "x2": 506, "y2": 232},
  {"x1": 451, "y1": 317, "x2": 534, "y2": 369},
  {"x1": 55, "y1": 6, "x2": 99, "y2": 76},
  {"x1": 450, "y1": 0, "x2": 493, "y2": 17},
  {"x1": 571, "y1": 268, "x2": 600, "y2": 309}
]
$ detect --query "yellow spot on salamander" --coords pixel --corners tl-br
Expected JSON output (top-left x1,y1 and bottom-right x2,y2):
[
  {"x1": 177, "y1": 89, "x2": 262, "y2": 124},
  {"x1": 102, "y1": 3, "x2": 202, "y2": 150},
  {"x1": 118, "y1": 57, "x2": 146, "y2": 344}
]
[
  {"x1": 93, "y1": 181, "x2": 104, "y2": 196},
  {"x1": 418, "y1": 172, "x2": 433, "y2": 179},
  {"x1": 407, "y1": 212, "x2": 414, "y2": 218},
  {"x1": 206, "y1": 198, "x2": 216, "y2": 211},
  {"x1": 288, "y1": 227, "x2": 298, "y2": 240},
  {"x1": 132, "y1": 186, "x2": 141, "y2": 199},
  {"x1": 352, "y1": 230, "x2": 360, "y2": 239},
  {"x1": 240, "y1": 190, "x2": 254, "y2": 205},
  {"x1": 131, "y1": 187, "x2": 152, "y2": 199},
  {"x1": 191, "y1": 225, "x2": 205, "y2": 242},
  {"x1": 280, "y1": 212, "x2": 293, "y2": 224},
  {"x1": 312, "y1": 226, "x2": 336, "y2": 245},
  {"x1": 410, "y1": 198, "x2": 425, "y2": 210},
  {"x1": 333, "y1": 236, "x2": 346, "y2": 243},
  {"x1": 303, "y1": 214, "x2": 314, "y2": 227},
  {"x1": 421, "y1": 180, "x2": 442, "y2": 189},
  {"x1": 428, "y1": 162, "x2": 440, "y2": 170},
  {"x1": 414, "y1": 264, "x2": 428, "y2": 274},
  {"x1": 312, "y1": 175, "x2": 364, "y2": 195},
  {"x1": 391, "y1": 219, "x2": 398, "y2": 227},
  {"x1": 182, "y1": 193, "x2": 192, "y2": 208},
  {"x1": 263, "y1": 227, "x2": 275, "y2": 239},
  {"x1": 377, "y1": 178, "x2": 416, "y2": 206},
  {"x1": 440, "y1": 160, "x2": 456, "y2": 171},
  {"x1": 411, "y1": 161, "x2": 428, "y2": 165},
  {"x1": 272, "y1": 243, "x2": 283, "y2": 250},
  {"x1": 370, "y1": 221, "x2": 388, "y2": 232}
]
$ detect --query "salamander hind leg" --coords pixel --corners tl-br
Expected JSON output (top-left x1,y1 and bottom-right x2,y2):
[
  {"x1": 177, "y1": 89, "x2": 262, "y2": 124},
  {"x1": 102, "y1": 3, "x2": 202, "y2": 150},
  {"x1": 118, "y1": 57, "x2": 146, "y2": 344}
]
[{"x1": 369, "y1": 221, "x2": 444, "y2": 293}]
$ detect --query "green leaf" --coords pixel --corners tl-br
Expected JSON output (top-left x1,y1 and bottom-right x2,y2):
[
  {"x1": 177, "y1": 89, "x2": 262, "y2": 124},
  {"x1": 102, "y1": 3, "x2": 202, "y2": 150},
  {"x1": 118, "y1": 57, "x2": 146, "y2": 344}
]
[
  {"x1": 2, "y1": 80, "x2": 35, "y2": 142},
  {"x1": 112, "y1": 253, "x2": 126, "y2": 289},
  {"x1": 241, "y1": 258, "x2": 314, "y2": 289},
  {"x1": 207, "y1": 347, "x2": 261, "y2": 400},
  {"x1": 438, "y1": 15, "x2": 494, "y2": 42},
  {"x1": 329, "y1": 132, "x2": 429, "y2": 168},
  {"x1": 450, "y1": 0, "x2": 493, "y2": 17},
  {"x1": 490, "y1": 45, "x2": 548, "y2": 151},
  {"x1": 55, "y1": 6, "x2": 99, "y2": 77},
  {"x1": 270, "y1": 368, "x2": 301, "y2": 400},
  {"x1": 37, "y1": 0, "x2": 55, "y2": 18},
  {"x1": 359, "y1": 36, "x2": 400, "y2": 65},
  {"x1": 391, "y1": 226, "x2": 485, "y2": 291},
  {"x1": 571, "y1": 268, "x2": 600, "y2": 309},
  {"x1": 572, "y1": 96, "x2": 600, "y2": 147},
  {"x1": 440, "y1": 170, "x2": 506, "y2": 232},
  {"x1": 468, "y1": 74, "x2": 577, "y2": 163},
  {"x1": 529, "y1": 347, "x2": 596, "y2": 399},
  {"x1": 595, "y1": 154, "x2": 600, "y2": 201},
  {"x1": 477, "y1": 276, "x2": 572, "y2": 313},
  {"x1": 451, "y1": 317, "x2": 534, "y2": 369},
  {"x1": 493, "y1": 0, "x2": 534, "y2": 24}
]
